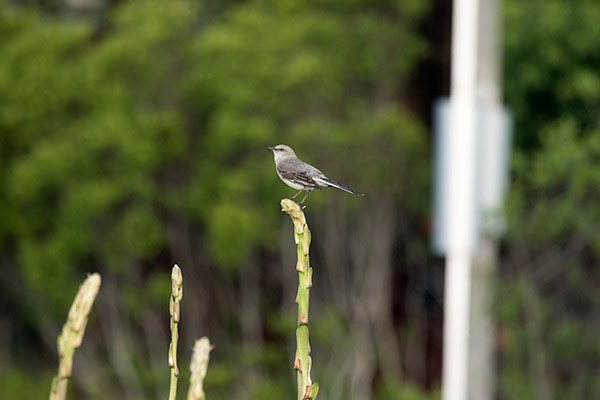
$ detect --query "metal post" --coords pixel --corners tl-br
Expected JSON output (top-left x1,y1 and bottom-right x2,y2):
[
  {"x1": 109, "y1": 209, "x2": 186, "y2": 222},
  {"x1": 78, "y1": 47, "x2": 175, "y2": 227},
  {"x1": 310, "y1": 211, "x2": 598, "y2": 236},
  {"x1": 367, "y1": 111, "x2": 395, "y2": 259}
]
[
  {"x1": 442, "y1": 1, "x2": 480, "y2": 400},
  {"x1": 469, "y1": 0, "x2": 502, "y2": 399}
]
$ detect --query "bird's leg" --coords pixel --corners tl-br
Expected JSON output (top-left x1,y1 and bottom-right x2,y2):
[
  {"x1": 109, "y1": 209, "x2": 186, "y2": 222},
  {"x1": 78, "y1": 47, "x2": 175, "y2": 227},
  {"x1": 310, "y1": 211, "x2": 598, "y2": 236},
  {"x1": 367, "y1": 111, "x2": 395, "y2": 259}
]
[
  {"x1": 291, "y1": 189, "x2": 304, "y2": 200},
  {"x1": 299, "y1": 190, "x2": 312, "y2": 205}
]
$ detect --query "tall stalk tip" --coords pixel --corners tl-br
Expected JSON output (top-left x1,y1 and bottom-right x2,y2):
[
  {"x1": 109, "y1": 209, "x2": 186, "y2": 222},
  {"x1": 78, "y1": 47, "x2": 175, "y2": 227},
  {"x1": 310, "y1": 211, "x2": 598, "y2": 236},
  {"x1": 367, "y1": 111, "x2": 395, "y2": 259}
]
[
  {"x1": 187, "y1": 337, "x2": 214, "y2": 400},
  {"x1": 50, "y1": 273, "x2": 102, "y2": 400},
  {"x1": 281, "y1": 199, "x2": 318, "y2": 400}
]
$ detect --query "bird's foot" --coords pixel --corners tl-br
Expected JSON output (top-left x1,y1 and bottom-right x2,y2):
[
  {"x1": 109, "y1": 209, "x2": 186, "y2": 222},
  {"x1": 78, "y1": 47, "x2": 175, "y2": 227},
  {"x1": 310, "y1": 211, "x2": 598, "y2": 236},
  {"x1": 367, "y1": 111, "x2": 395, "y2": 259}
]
[{"x1": 295, "y1": 200, "x2": 307, "y2": 209}]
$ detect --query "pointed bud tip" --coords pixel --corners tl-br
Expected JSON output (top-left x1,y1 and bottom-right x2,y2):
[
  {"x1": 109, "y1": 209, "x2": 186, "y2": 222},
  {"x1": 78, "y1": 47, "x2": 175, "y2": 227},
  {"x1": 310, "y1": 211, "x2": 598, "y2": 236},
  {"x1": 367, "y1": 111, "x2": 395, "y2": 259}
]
[{"x1": 171, "y1": 265, "x2": 183, "y2": 285}]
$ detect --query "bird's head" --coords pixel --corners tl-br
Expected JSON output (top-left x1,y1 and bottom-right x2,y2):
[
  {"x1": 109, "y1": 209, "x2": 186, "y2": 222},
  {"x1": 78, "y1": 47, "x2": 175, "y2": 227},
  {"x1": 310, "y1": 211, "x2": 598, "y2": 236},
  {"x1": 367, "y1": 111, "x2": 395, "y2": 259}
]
[{"x1": 267, "y1": 144, "x2": 296, "y2": 162}]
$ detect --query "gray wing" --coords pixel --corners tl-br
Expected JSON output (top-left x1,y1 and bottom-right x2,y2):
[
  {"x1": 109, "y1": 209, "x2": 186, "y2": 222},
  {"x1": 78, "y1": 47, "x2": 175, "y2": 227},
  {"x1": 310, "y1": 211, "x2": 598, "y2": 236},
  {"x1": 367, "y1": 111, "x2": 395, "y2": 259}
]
[{"x1": 277, "y1": 159, "x2": 324, "y2": 190}]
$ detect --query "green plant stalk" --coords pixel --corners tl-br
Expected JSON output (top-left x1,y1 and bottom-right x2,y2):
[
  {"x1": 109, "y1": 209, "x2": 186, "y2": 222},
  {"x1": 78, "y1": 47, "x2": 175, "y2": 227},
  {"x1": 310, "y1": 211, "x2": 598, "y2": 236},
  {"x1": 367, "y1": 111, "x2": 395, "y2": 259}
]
[
  {"x1": 49, "y1": 273, "x2": 101, "y2": 400},
  {"x1": 187, "y1": 337, "x2": 214, "y2": 400},
  {"x1": 281, "y1": 199, "x2": 319, "y2": 400},
  {"x1": 169, "y1": 265, "x2": 183, "y2": 400}
]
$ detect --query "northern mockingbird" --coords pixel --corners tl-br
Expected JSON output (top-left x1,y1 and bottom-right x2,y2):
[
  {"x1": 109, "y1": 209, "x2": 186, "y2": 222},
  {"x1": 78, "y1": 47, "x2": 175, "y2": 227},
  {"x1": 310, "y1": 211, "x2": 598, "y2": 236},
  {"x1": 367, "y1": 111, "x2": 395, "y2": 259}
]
[{"x1": 268, "y1": 144, "x2": 364, "y2": 204}]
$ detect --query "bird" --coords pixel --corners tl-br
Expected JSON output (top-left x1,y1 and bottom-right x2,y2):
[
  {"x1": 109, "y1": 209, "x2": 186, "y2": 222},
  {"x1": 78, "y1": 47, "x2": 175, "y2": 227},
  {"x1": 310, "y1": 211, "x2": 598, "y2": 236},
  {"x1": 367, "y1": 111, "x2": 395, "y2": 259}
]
[{"x1": 268, "y1": 144, "x2": 364, "y2": 204}]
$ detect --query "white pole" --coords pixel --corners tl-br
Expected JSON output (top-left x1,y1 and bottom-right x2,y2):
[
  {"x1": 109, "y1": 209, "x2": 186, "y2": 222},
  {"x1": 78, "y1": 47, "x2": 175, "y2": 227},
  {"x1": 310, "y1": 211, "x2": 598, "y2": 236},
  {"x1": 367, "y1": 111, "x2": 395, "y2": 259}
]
[
  {"x1": 443, "y1": 1, "x2": 479, "y2": 400},
  {"x1": 469, "y1": 1, "x2": 505, "y2": 398}
]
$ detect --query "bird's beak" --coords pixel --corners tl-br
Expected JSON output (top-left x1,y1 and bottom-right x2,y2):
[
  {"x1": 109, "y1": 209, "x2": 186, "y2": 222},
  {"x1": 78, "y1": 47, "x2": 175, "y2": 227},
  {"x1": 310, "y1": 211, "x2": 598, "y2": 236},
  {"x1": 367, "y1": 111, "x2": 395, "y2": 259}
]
[{"x1": 267, "y1": 146, "x2": 275, "y2": 151}]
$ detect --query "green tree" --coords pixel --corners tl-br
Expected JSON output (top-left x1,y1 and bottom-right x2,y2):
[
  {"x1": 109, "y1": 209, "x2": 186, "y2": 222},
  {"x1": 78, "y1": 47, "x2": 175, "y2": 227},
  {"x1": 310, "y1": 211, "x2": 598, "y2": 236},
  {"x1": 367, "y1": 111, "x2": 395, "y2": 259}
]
[{"x1": 500, "y1": 1, "x2": 600, "y2": 399}]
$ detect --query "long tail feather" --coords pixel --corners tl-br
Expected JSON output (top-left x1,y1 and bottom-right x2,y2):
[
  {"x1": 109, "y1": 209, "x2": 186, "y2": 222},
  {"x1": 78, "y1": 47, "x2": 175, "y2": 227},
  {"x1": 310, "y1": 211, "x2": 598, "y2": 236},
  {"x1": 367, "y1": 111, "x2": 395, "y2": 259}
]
[{"x1": 315, "y1": 177, "x2": 364, "y2": 196}]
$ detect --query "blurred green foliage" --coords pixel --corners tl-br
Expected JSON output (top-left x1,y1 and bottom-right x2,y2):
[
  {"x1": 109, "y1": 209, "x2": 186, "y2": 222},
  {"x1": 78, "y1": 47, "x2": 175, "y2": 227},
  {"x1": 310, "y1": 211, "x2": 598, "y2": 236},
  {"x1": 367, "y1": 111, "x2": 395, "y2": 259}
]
[
  {"x1": 375, "y1": 380, "x2": 440, "y2": 400},
  {"x1": 504, "y1": 0, "x2": 600, "y2": 151},
  {"x1": 1, "y1": 0, "x2": 190, "y2": 313},
  {"x1": 0, "y1": 368, "x2": 54, "y2": 399},
  {"x1": 501, "y1": 1, "x2": 600, "y2": 399}
]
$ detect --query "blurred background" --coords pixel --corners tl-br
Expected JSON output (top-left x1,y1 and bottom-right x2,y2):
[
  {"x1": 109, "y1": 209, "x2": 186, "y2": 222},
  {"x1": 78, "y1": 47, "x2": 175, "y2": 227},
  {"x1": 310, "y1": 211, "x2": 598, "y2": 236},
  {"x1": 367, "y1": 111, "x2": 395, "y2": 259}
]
[{"x1": 1, "y1": 0, "x2": 599, "y2": 399}]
